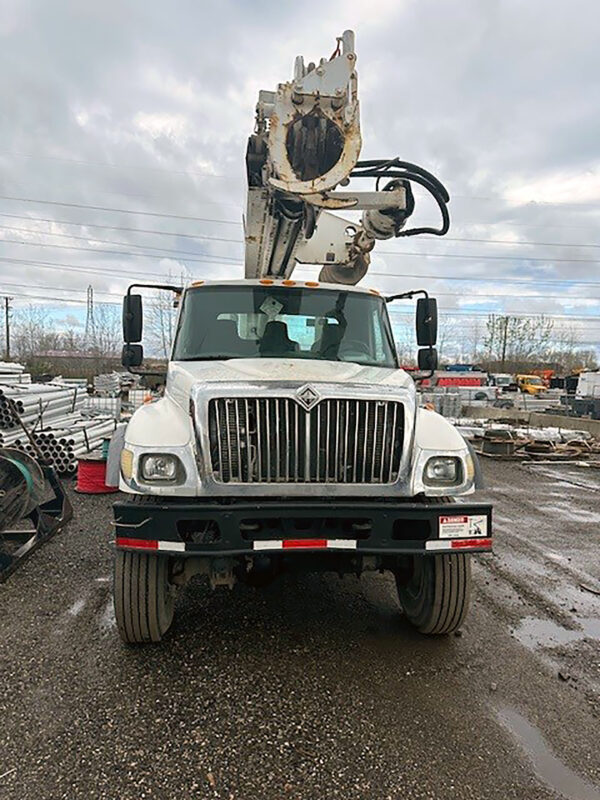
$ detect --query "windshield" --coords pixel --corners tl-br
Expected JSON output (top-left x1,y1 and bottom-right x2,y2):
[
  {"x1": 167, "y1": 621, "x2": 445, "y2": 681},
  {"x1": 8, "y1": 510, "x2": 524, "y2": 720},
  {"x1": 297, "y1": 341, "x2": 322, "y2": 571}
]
[
  {"x1": 523, "y1": 376, "x2": 543, "y2": 385},
  {"x1": 172, "y1": 285, "x2": 398, "y2": 368}
]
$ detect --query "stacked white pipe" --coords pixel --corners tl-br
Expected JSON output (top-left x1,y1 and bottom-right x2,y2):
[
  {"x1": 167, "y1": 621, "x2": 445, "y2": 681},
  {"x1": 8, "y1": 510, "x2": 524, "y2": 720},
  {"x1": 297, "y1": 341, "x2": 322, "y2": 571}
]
[
  {"x1": 0, "y1": 361, "x2": 32, "y2": 385},
  {"x1": 0, "y1": 414, "x2": 117, "y2": 474},
  {"x1": 94, "y1": 371, "x2": 139, "y2": 397},
  {"x1": 0, "y1": 377, "x2": 117, "y2": 474},
  {"x1": 0, "y1": 383, "x2": 86, "y2": 429}
]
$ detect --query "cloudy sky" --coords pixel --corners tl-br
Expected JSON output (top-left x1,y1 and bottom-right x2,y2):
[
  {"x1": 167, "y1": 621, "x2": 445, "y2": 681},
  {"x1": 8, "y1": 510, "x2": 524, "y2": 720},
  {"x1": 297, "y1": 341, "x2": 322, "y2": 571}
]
[{"x1": 1, "y1": 0, "x2": 599, "y2": 353}]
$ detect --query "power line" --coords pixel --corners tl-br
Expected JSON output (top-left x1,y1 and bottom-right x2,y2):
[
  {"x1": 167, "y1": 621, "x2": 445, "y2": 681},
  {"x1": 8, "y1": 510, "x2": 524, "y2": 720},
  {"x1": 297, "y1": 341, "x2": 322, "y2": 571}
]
[
  {"x1": 3, "y1": 276, "x2": 600, "y2": 324},
  {"x1": 0, "y1": 225, "x2": 238, "y2": 261},
  {"x1": 0, "y1": 194, "x2": 242, "y2": 224},
  {"x1": 2, "y1": 153, "x2": 598, "y2": 218},
  {"x1": 0, "y1": 237, "x2": 241, "y2": 266},
  {"x1": 294, "y1": 267, "x2": 600, "y2": 287},
  {"x1": 3, "y1": 253, "x2": 600, "y2": 300},
  {"x1": 0, "y1": 213, "x2": 243, "y2": 245},
  {"x1": 2, "y1": 210, "x2": 600, "y2": 251},
  {"x1": 428, "y1": 235, "x2": 600, "y2": 250},
  {"x1": 5, "y1": 272, "x2": 600, "y2": 306},
  {"x1": 5, "y1": 231, "x2": 600, "y2": 269},
  {"x1": 376, "y1": 247, "x2": 600, "y2": 265},
  {"x1": 0, "y1": 254, "x2": 194, "y2": 282},
  {"x1": 0, "y1": 279, "x2": 122, "y2": 300}
]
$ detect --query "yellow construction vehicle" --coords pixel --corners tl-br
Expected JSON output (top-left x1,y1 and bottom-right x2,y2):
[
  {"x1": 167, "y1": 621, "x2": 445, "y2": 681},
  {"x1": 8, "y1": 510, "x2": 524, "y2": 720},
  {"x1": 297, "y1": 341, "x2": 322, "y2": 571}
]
[{"x1": 516, "y1": 374, "x2": 546, "y2": 395}]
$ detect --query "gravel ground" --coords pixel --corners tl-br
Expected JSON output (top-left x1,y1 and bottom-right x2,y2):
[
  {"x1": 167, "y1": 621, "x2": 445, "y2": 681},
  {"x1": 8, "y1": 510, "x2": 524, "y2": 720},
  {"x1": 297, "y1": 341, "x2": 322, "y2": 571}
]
[{"x1": 0, "y1": 460, "x2": 599, "y2": 800}]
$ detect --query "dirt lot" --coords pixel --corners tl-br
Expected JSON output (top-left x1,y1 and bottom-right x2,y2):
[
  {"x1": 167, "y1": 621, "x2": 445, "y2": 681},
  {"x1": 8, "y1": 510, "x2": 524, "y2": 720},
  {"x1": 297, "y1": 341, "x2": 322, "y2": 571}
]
[{"x1": 1, "y1": 460, "x2": 599, "y2": 799}]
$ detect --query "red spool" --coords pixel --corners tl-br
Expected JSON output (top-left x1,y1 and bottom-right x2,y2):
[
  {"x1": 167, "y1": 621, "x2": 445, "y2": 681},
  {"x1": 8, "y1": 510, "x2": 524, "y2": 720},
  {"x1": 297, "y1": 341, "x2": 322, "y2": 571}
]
[{"x1": 76, "y1": 458, "x2": 118, "y2": 494}]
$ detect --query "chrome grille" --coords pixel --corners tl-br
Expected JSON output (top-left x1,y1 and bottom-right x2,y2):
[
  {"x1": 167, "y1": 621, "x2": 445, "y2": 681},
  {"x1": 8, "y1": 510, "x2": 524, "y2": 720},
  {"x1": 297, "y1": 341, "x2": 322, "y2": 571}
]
[{"x1": 208, "y1": 397, "x2": 404, "y2": 484}]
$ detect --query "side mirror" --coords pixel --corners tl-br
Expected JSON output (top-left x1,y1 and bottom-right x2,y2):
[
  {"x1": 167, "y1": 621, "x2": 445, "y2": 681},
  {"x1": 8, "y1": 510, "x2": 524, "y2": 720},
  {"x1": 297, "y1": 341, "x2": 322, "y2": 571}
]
[
  {"x1": 122, "y1": 344, "x2": 143, "y2": 369},
  {"x1": 123, "y1": 294, "x2": 143, "y2": 343},
  {"x1": 416, "y1": 297, "x2": 437, "y2": 346},
  {"x1": 418, "y1": 347, "x2": 438, "y2": 371}
]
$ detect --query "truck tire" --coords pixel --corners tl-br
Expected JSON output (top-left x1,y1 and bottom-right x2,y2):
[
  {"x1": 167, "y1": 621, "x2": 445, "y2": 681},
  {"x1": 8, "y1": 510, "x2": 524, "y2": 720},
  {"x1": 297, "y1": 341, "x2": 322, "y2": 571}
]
[
  {"x1": 394, "y1": 553, "x2": 471, "y2": 635},
  {"x1": 114, "y1": 551, "x2": 176, "y2": 643}
]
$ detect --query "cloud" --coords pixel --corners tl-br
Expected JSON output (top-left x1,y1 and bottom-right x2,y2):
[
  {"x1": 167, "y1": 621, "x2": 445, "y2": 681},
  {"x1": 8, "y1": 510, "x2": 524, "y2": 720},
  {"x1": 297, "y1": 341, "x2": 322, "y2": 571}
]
[{"x1": 0, "y1": 0, "x2": 598, "y2": 351}]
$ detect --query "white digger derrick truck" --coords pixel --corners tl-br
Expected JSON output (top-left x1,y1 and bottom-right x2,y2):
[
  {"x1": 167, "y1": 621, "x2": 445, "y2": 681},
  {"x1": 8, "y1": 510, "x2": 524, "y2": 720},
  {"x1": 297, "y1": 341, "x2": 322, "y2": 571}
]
[{"x1": 114, "y1": 31, "x2": 492, "y2": 643}]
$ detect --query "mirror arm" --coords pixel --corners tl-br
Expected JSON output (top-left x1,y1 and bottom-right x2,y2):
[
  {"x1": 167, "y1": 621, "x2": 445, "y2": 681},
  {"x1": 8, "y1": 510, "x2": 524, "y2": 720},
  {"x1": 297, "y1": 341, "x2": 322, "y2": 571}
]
[
  {"x1": 126, "y1": 282, "x2": 183, "y2": 298},
  {"x1": 420, "y1": 347, "x2": 436, "y2": 380},
  {"x1": 124, "y1": 282, "x2": 182, "y2": 343},
  {"x1": 385, "y1": 288, "x2": 429, "y2": 303}
]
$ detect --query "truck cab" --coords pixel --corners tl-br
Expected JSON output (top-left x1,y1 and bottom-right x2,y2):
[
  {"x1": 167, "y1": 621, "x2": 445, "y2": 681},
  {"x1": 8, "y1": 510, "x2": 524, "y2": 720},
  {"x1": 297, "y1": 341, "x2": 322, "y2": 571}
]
[
  {"x1": 516, "y1": 374, "x2": 546, "y2": 395},
  {"x1": 113, "y1": 279, "x2": 492, "y2": 643}
]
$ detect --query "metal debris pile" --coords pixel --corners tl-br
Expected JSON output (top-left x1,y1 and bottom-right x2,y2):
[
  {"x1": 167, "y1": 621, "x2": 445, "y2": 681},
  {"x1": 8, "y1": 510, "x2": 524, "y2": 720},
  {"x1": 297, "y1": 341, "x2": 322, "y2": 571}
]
[{"x1": 456, "y1": 420, "x2": 600, "y2": 462}]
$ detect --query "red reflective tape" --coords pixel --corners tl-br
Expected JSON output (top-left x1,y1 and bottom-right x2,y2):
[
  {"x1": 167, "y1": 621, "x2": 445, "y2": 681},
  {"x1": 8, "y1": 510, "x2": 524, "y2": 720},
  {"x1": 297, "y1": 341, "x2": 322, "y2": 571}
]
[
  {"x1": 116, "y1": 537, "x2": 158, "y2": 550},
  {"x1": 282, "y1": 539, "x2": 327, "y2": 549},
  {"x1": 451, "y1": 538, "x2": 493, "y2": 550}
]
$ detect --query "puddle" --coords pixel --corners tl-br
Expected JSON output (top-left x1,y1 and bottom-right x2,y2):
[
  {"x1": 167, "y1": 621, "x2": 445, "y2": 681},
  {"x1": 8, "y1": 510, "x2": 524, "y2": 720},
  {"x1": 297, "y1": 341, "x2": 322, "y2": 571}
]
[
  {"x1": 497, "y1": 707, "x2": 600, "y2": 800},
  {"x1": 514, "y1": 616, "x2": 600, "y2": 651}
]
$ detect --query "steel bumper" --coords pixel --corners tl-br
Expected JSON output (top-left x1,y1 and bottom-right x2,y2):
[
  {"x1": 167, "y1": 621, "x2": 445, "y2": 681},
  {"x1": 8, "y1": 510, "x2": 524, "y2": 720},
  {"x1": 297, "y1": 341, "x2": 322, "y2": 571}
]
[{"x1": 113, "y1": 498, "x2": 493, "y2": 556}]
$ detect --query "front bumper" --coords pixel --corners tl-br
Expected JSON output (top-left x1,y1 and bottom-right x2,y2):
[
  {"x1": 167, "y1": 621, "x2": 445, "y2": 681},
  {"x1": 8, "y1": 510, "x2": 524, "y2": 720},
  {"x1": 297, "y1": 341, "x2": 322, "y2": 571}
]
[{"x1": 113, "y1": 498, "x2": 493, "y2": 556}]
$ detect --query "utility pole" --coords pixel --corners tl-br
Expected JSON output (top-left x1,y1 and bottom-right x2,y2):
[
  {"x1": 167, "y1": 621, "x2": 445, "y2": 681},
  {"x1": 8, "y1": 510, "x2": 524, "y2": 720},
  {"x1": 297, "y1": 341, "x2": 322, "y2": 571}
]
[
  {"x1": 500, "y1": 315, "x2": 510, "y2": 371},
  {"x1": 3, "y1": 296, "x2": 12, "y2": 360},
  {"x1": 84, "y1": 285, "x2": 96, "y2": 352}
]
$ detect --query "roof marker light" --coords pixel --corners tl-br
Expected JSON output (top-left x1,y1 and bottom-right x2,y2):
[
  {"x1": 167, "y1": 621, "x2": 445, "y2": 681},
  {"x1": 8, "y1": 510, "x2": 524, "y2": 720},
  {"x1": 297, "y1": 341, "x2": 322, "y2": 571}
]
[
  {"x1": 259, "y1": 279, "x2": 274, "y2": 285},
  {"x1": 305, "y1": 281, "x2": 319, "y2": 288}
]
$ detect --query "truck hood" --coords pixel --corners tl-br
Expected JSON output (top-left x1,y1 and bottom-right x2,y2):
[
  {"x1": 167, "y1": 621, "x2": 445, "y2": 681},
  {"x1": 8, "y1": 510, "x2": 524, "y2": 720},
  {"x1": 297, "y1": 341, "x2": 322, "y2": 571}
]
[{"x1": 167, "y1": 358, "x2": 413, "y2": 408}]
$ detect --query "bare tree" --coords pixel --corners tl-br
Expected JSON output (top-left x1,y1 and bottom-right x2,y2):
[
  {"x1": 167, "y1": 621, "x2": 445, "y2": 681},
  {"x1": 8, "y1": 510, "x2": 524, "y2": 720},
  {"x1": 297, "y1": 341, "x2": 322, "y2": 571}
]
[
  {"x1": 146, "y1": 290, "x2": 177, "y2": 359},
  {"x1": 483, "y1": 314, "x2": 555, "y2": 369},
  {"x1": 93, "y1": 304, "x2": 121, "y2": 358},
  {"x1": 11, "y1": 305, "x2": 60, "y2": 360}
]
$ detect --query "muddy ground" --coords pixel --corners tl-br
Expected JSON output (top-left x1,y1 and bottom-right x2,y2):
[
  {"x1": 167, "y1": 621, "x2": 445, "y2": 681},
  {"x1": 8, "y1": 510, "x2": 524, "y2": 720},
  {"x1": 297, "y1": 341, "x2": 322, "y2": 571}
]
[{"x1": 0, "y1": 460, "x2": 599, "y2": 799}]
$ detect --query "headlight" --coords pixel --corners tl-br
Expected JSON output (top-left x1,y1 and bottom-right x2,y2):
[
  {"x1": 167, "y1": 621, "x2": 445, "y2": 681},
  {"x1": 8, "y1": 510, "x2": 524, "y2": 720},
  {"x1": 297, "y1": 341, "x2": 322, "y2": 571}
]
[
  {"x1": 424, "y1": 456, "x2": 462, "y2": 486},
  {"x1": 140, "y1": 454, "x2": 184, "y2": 483}
]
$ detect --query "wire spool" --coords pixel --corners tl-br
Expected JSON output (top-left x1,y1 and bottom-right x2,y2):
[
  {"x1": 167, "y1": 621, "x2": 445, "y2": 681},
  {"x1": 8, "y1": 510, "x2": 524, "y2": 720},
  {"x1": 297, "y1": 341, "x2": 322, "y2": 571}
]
[
  {"x1": 0, "y1": 448, "x2": 46, "y2": 530},
  {"x1": 76, "y1": 456, "x2": 118, "y2": 494}
]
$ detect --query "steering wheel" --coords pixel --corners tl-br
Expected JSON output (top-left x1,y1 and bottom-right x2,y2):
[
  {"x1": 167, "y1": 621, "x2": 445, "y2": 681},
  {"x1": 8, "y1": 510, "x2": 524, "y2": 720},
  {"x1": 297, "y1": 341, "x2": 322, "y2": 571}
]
[{"x1": 338, "y1": 339, "x2": 372, "y2": 359}]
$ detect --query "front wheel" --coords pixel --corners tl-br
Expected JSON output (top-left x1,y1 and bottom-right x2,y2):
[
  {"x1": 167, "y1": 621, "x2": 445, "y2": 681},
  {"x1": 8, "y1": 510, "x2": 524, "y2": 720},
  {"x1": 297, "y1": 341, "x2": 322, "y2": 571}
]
[
  {"x1": 394, "y1": 553, "x2": 471, "y2": 635},
  {"x1": 114, "y1": 551, "x2": 177, "y2": 643}
]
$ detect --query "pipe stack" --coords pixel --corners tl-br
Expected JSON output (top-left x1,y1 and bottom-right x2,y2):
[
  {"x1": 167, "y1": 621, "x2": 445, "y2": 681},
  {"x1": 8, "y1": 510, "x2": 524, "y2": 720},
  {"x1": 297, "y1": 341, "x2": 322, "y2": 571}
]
[
  {"x1": 0, "y1": 384, "x2": 85, "y2": 429},
  {"x1": 0, "y1": 361, "x2": 31, "y2": 385},
  {"x1": 3, "y1": 417, "x2": 117, "y2": 474},
  {"x1": 94, "y1": 371, "x2": 140, "y2": 397}
]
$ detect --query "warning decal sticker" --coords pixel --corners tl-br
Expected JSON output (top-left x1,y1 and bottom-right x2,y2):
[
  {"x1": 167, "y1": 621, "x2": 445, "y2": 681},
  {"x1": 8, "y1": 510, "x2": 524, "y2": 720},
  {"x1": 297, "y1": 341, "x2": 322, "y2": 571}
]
[{"x1": 439, "y1": 514, "x2": 488, "y2": 539}]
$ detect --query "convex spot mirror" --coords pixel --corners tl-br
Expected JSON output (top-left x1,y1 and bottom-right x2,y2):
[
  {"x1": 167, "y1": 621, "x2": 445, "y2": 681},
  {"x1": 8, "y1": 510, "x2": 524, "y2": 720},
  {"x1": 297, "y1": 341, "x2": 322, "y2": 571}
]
[
  {"x1": 122, "y1": 344, "x2": 143, "y2": 369},
  {"x1": 418, "y1": 347, "x2": 438, "y2": 371},
  {"x1": 416, "y1": 297, "x2": 438, "y2": 347},
  {"x1": 123, "y1": 294, "x2": 143, "y2": 343}
]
